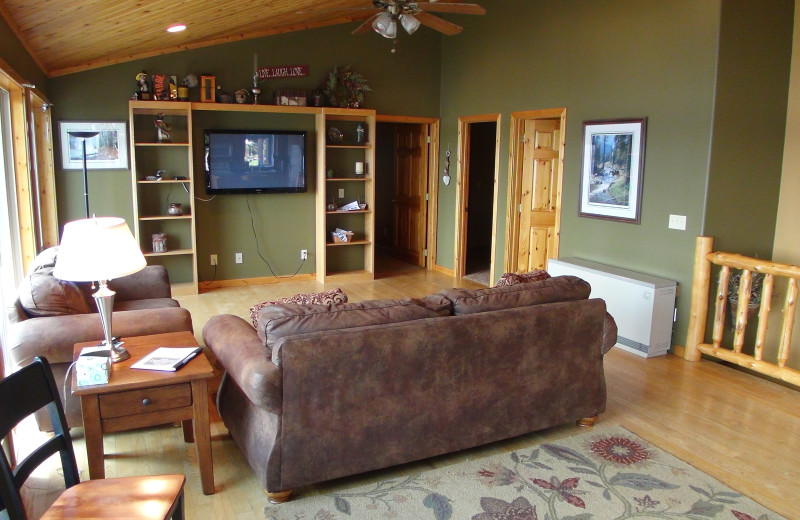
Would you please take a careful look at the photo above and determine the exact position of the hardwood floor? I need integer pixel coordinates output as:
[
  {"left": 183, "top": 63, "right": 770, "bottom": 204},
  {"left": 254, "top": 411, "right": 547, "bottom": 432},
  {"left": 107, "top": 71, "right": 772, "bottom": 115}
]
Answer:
[{"left": 15, "top": 265, "right": 800, "bottom": 519}]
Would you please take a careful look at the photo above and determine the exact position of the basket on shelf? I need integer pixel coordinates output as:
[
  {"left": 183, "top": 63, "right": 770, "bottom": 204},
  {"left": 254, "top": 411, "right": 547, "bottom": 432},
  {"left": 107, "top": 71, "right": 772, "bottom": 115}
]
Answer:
[{"left": 331, "top": 228, "right": 355, "bottom": 243}]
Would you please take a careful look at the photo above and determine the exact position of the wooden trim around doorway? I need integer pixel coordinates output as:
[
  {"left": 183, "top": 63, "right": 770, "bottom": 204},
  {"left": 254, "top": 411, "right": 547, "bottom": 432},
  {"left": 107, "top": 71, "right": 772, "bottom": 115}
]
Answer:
[
  {"left": 505, "top": 108, "right": 567, "bottom": 273},
  {"left": 376, "top": 114, "right": 439, "bottom": 271},
  {"left": 454, "top": 114, "right": 501, "bottom": 281}
]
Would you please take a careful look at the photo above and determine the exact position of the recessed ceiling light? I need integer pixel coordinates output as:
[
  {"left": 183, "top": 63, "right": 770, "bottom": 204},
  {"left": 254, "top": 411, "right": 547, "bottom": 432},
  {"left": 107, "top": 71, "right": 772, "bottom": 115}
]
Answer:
[{"left": 167, "top": 24, "right": 186, "bottom": 33}]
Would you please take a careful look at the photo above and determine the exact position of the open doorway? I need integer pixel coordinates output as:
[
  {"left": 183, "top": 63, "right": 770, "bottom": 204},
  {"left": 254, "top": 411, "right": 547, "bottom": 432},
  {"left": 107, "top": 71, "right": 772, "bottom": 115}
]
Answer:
[
  {"left": 374, "top": 116, "right": 439, "bottom": 277},
  {"left": 455, "top": 115, "right": 501, "bottom": 286}
]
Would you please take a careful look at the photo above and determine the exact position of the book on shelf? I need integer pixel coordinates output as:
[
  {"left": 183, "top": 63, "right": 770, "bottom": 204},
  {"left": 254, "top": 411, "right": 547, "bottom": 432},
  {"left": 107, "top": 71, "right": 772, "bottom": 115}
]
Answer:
[{"left": 130, "top": 346, "right": 203, "bottom": 372}]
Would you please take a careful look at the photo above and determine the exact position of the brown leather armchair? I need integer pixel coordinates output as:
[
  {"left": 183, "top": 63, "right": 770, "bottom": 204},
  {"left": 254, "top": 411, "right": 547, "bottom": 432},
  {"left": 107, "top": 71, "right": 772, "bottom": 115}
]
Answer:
[{"left": 6, "top": 248, "right": 193, "bottom": 431}]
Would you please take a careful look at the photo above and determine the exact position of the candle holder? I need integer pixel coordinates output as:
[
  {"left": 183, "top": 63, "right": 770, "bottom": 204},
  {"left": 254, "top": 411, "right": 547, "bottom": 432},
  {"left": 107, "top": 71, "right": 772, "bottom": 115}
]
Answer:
[{"left": 251, "top": 72, "right": 261, "bottom": 105}]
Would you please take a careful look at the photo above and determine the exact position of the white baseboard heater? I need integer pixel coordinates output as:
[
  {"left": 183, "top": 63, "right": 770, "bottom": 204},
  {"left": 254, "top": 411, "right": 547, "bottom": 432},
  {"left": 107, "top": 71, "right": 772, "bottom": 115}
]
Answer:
[{"left": 547, "top": 257, "right": 677, "bottom": 357}]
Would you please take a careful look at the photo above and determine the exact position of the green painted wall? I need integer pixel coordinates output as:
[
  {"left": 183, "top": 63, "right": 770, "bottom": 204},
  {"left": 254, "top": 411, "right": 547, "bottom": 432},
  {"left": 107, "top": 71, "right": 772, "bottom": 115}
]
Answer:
[
  {"left": 0, "top": 16, "right": 46, "bottom": 93},
  {"left": 704, "top": 0, "right": 793, "bottom": 257},
  {"left": 438, "top": 0, "right": 784, "bottom": 349},
  {"left": 45, "top": 24, "right": 441, "bottom": 280}
]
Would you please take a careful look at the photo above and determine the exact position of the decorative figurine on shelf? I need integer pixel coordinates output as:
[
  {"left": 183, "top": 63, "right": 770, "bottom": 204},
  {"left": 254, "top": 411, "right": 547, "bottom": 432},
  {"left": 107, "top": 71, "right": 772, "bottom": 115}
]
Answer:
[
  {"left": 135, "top": 72, "right": 151, "bottom": 100},
  {"left": 144, "top": 169, "right": 165, "bottom": 181},
  {"left": 178, "top": 74, "right": 197, "bottom": 101},
  {"left": 235, "top": 89, "right": 251, "bottom": 104},
  {"left": 155, "top": 113, "right": 172, "bottom": 143},
  {"left": 356, "top": 123, "right": 365, "bottom": 144}
]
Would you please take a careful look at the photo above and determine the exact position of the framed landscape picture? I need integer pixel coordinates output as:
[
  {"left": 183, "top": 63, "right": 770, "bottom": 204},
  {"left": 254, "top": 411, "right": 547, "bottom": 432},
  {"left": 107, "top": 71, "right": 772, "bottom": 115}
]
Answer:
[
  {"left": 579, "top": 117, "right": 647, "bottom": 223},
  {"left": 59, "top": 121, "right": 128, "bottom": 170}
]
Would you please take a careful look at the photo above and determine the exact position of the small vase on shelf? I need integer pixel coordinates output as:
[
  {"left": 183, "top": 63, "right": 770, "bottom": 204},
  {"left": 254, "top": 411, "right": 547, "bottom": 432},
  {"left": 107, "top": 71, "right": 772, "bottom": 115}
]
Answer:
[{"left": 167, "top": 203, "right": 183, "bottom": 216}]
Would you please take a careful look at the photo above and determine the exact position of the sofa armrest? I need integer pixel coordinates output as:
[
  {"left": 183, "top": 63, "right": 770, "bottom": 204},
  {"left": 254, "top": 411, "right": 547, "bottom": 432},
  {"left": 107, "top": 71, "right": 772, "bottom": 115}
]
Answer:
[
  {"left": 109, "top": 265, "right": 172, "bottom": 302},
  {"left": 602, "top": 312, "right": 618, "bottom": 355},
  {"left": 202, "top": 314, "right": 282, "bottom": 414},
  {"left": 8, "top": 306, "right": 193, "bottom": 367}
]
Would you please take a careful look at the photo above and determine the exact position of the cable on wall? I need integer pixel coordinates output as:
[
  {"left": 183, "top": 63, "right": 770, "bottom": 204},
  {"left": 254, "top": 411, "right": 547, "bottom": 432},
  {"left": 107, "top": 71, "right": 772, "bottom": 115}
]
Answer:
[{"left": 246, "top": 195, "right": 305, "bottom": 278}]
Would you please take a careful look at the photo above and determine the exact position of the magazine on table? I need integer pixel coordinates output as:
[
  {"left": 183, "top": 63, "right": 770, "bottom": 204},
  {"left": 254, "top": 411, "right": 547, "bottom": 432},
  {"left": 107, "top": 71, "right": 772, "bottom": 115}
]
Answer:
[{"left": 130, "top": 346, "right": 203, "bottom": 372}]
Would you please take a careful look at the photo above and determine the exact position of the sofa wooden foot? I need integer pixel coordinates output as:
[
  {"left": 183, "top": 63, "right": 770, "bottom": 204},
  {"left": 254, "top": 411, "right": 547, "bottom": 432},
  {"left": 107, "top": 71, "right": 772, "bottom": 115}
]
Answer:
[
  {"left": 576, "top": 416, "right": 598, "bottom": 428},
  {"left": 265, "top": 490, "right": 293, "bottom": 504}
]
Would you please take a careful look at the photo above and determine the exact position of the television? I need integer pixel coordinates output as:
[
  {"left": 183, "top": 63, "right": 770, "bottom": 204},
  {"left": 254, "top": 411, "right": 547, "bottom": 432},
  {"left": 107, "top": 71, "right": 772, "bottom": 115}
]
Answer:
[{"left": 204, "top": 129, "right": 307, "bottom": 194}]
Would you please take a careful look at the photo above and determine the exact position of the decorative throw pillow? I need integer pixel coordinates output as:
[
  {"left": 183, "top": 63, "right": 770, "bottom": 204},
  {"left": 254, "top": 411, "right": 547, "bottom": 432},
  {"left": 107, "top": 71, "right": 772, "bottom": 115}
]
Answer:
[
  {"left": 495, "top": 270, "right": 551, "bottom": 287},
  {"left": 250, "top": 288, "right": 347, "bottom": 328},
  {"left": 18, "top": 267, "right": 91, "bottom": 318}
]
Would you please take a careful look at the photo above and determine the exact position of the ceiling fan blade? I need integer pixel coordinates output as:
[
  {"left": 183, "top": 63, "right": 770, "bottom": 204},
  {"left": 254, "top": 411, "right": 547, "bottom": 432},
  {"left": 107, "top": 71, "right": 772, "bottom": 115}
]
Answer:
[
  {"left": 414, "top": 11, "right": 463, "bottom": 35},
  {"left": 352, "top": 13, "right": 381, "bottom": 34},
  {"left": 416, "top": 3, "right": 486, "bottom": 15}
]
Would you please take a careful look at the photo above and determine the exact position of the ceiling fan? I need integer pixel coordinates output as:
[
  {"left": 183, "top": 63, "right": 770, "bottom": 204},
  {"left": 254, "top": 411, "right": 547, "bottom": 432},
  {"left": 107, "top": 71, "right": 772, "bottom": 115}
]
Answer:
[{"left": 353, "top": 0, "right": 486, "bottom": 38}]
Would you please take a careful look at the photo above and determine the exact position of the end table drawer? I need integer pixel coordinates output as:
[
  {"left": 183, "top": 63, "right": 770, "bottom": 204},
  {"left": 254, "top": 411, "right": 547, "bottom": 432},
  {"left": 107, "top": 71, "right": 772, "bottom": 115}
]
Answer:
[{"left": 98, "top": 383, "right": 192, "bottom": 419}]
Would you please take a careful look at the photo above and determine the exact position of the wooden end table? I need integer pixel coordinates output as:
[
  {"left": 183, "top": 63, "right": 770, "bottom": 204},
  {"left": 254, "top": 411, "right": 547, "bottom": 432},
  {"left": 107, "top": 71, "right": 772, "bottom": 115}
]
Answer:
[{"left": 72, "top": 331, "right": 215, "bottom": 495}]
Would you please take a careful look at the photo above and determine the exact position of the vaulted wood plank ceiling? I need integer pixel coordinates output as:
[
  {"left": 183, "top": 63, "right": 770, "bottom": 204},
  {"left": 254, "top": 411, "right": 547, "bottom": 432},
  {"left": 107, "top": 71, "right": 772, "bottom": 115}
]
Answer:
[{"left": 0, "top": 0, "right": 382, "bottom": 77}]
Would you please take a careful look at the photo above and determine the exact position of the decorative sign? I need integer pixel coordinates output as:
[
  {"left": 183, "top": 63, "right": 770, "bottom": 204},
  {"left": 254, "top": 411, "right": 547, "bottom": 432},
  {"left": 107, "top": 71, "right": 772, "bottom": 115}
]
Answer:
[{"left": 257, "top": 65, "right": 309, "bottom": 80}]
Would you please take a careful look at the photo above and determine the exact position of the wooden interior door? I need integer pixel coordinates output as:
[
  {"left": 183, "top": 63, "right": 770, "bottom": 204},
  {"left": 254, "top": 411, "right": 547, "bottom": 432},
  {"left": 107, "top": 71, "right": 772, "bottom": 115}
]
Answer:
[
  {"left": 392, "top": 124, "right": 427, "bottom": 266},
  {"left": 516, "top": 117, "right": 563, "bottom": 271}
]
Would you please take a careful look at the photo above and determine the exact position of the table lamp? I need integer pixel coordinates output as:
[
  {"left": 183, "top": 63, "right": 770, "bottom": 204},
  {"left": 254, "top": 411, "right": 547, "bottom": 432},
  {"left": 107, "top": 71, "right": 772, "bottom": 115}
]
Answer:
[{"left": 53, "top": 217, "right": 147, "bottom": 363}]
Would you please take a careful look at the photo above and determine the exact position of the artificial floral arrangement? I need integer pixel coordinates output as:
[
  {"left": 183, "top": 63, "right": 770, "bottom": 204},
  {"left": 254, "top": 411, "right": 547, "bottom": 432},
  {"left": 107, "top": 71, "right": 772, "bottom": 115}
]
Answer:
[{"left": 323, "top": 65, "right": 372, "bottom": 108}]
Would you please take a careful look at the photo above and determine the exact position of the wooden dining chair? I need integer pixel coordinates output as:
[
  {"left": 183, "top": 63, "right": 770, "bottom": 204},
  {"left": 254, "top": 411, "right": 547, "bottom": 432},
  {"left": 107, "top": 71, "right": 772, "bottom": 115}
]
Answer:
[{"left": 0, "top": 357, "right": 186, "bottom": 520}]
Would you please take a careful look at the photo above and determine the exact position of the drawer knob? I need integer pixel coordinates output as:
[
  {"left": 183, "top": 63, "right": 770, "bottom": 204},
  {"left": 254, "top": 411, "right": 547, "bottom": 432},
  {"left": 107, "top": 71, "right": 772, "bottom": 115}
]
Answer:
[{"left": 142, "top": 398, "right": 152, "bottom": 406}]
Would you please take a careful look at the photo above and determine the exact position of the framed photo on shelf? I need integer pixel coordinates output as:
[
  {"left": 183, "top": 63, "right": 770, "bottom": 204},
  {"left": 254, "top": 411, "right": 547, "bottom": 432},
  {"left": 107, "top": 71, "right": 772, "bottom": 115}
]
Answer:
[
  {"left": 578, "top": 117, "right": 647, "bottom": 223},
  {"left": 59, "top": 121, "right": 128, "bottom": 170}
]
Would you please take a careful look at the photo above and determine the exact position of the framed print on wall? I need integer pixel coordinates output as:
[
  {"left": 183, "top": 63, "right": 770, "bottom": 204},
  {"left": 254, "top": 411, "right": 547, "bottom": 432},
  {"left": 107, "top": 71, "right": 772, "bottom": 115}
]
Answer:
[
  {"left": 578, "top": 117, "right": 647, "bottom": 223},
  {"left": 58, "top": 121, "right": 128, "bottom": 170}
]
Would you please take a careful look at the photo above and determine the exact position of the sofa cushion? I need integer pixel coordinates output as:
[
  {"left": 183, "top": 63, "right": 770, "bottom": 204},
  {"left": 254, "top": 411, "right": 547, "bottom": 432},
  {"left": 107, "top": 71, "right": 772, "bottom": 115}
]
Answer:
[
  {"left": 440, "top": 275, "right": 591, "bottom": 315},
  {"left": 114, "top": 298, "right": 181, "bottom": 311},
  {"left": 249, "top": 288, "right": 348, "bottom": 328},
  {"left": 17, "top": 267, "right": 91, "bottom": 318},
  {"left": 258, "top": 297, "right": 443, "bottom": 353},
  {"left": 495, "top": 269, "right": 551, "bottom": 287}
]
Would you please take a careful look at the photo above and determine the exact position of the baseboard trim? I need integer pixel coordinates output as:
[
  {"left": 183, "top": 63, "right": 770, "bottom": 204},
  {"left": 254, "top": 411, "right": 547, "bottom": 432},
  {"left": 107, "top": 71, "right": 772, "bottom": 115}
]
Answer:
[
  {"left": 434, "top": 264, "right": 455, "bottom": 276},
  {"left": 199, "top": 273, "right": 316, "bottom": 291}
]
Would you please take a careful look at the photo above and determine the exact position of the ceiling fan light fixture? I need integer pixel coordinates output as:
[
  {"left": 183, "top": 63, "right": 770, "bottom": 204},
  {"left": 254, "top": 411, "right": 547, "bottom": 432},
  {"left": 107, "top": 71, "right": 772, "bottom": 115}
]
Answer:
[
  {"left": 372, "top": 11, "right": 397, "bottom": 38},
  {"left": 400, "top": 14, "right": 420, "bottom": 34}
]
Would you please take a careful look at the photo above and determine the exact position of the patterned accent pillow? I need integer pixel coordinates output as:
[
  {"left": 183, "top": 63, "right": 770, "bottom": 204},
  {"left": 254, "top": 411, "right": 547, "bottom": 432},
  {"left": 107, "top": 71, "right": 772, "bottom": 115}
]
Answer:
[
  {"left": 250, "top": 288, "right": 347, "bottom": 328},
  {"left": 494, "top": 270, "right": 551, "bottom": 287}
]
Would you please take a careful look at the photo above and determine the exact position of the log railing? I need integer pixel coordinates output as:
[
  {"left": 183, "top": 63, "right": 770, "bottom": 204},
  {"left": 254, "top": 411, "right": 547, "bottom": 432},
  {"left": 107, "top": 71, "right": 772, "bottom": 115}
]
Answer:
[{"left": 684, "top": 236, "right": 800, "bottom": 387}]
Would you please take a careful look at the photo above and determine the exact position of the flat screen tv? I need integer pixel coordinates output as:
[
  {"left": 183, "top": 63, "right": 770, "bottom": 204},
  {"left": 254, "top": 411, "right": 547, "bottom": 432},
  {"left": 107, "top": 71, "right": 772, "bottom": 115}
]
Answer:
[{"left": 204, "top": 129, "right": 307, "bottom": 194}]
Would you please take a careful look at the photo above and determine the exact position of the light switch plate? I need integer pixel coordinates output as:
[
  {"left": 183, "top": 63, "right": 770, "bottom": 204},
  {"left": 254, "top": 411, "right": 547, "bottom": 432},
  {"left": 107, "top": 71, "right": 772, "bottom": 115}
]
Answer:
[{"left": 668, "top": 214, "right": 686, "bottom": 230}]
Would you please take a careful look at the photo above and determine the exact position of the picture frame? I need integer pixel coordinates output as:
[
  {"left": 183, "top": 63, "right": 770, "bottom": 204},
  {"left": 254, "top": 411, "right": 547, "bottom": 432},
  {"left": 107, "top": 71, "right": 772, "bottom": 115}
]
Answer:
[
  {"left": 578, "top": 117, "right": 647, "bottom": 223},
  {"left": 59, "top": 121, "right": 128, "bottom": 170}
]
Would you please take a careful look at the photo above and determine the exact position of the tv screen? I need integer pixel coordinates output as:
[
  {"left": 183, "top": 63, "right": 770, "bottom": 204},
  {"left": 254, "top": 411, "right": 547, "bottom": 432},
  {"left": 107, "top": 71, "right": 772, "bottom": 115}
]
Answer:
[{"left": 204, "top": 129, "right": 307, "bottom": 194}]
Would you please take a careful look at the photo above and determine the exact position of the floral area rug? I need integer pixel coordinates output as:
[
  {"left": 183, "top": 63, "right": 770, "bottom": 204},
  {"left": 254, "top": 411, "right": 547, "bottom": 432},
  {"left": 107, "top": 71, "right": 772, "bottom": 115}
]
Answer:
[{"left": 264, "top": 426, "right": 785, "bottom": 520}]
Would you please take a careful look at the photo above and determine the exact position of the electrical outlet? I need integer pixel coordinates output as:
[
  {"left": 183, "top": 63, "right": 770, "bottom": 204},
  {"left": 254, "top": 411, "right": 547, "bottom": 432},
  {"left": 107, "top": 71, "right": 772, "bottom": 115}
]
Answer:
[
  {"left": 338, "top": 188, "right": 345, "bottom": 198},
  {"left": 235, "top": 252, "right": 243, "bottom": 264},
  {"left": 301, "top": 249, "right": 308, "bottom": 260},
  {"left": 210, "top": 254, "right": 217, "bottom": 265}
]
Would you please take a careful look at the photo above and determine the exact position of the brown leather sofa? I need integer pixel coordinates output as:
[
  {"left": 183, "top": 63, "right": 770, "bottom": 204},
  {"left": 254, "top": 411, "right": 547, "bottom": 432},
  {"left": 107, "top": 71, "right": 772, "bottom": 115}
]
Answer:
[
  {"left": 203, "top": 275, "right": 617, "bottom": 502},
  {"left": 7, "top": 247, "right": 193, "bottom": 430}
]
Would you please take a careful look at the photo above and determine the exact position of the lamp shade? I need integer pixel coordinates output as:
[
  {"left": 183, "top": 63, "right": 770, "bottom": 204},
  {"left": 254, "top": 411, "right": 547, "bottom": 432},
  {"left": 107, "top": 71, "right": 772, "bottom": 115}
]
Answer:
[
  {"left": 372, "top": 11, "right": 397, "bottom": 38},
  {"left": 54, "top": 217, "right": 146, "bottom": 282},
  {"left": 400, "top": 14, "right": 420, "bottom": 35}
]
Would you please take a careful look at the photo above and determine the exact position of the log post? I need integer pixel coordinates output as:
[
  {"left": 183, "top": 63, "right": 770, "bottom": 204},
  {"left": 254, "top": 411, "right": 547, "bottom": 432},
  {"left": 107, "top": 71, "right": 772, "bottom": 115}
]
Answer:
[{"left": 684, "top": 236, "right": 714, "bottom": 361}]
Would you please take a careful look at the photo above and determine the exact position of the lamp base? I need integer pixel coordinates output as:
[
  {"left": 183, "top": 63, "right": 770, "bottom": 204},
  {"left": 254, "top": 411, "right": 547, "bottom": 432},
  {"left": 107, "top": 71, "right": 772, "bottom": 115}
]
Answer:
[{"left": 106, "top": 342, "right": 130, "bottom": 363}]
